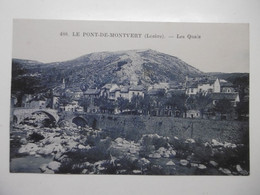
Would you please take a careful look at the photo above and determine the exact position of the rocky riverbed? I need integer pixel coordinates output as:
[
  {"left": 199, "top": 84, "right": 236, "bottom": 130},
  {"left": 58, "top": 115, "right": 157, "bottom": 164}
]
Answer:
[{"left": 10, "top": 122, "right": 249, "bottom": 175}]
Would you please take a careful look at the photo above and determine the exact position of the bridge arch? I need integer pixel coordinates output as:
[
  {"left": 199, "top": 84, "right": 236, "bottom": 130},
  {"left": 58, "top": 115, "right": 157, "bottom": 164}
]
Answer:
[
  {"left": 32, "top": 111, "right": 57, "bottom": 122},
  {"left": 13, "top": 108, "right": 59, "bottom": 126},
  {"left": 72, "top": 116, "right": 88, "bottom": 127},
  {"left": 31, "top": 111, "right": 57, "bottom": 127}
]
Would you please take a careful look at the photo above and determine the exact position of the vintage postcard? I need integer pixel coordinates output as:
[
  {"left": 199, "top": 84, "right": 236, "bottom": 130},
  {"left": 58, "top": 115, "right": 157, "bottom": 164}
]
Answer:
[{"left": 10, "top": 19, "right": 249, "bottom": 175}]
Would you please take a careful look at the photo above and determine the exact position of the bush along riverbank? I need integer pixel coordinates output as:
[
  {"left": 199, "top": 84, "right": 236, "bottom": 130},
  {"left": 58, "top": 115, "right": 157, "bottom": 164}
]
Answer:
[{"left": 10, "top": 122, "right": 249, "bottom": 175}]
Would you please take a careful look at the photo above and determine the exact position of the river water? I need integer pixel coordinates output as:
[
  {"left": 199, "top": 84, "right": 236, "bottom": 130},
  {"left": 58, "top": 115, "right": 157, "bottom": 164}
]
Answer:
[{"left": 10, "top": 155, "right": 53, "bottom": 173}]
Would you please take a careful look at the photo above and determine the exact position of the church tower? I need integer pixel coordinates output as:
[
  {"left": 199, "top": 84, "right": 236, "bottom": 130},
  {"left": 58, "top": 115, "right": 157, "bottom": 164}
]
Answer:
[{"left": 62, "top": 78, "right": 66, "bottom": 89}]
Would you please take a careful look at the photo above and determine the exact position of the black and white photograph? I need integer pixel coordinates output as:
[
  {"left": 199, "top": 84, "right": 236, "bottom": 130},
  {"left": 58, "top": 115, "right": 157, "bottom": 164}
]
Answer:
[{"left": 10, "top": 19, "right": 249, "bottom": 175}]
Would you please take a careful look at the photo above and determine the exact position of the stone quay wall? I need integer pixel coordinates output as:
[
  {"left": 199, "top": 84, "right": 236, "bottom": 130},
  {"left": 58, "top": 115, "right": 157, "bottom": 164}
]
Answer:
[{"left": 81, "top": 113, "right": 249, "bottom": 143}]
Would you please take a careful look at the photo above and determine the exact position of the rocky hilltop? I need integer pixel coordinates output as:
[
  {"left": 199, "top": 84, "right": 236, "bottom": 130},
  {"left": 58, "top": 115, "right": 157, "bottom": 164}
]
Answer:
[{"left": 12, "top": 49, "right": 203, "bottom": 93}]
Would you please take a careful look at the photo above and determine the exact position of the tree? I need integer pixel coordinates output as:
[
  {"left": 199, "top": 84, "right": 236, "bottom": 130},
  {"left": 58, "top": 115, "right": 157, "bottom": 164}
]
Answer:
[
  {"left": 78, "top": 97, "right": 91, "bottom": 112},
  {"left": 236, "top": 101, "right": 249, "bottom": 120},
  {"left": 80, "top": 83, "right": 88, "bottom": 92},
  {"left": 11, "top": 76, "right": 47, "bottom": 107},
  {"left": 106, "top": 100, "right": 116, "bottom": 113},
  {"left": 185, "top": 94, "right": 212, "bottom": 118},
  {"left": 165, "top": 93, "right": 187, "bottom": 116},
  {"left": 214, "top": 98, "right": 233, "bottom": 119},
  {"left": 129, "top": 95, "right": 144, "bottom": 114},
  {"left": 116, "top": 97, "right": 129, "bottom": 113},
  {"left": 95, "top": 96, "right": 116, "bottom": 113},
  {"left": 141, "top": 95, "right": 152, "bottom": 115},
  {"left": 58, "top": 92, "right": 73, "bottom": 107}
]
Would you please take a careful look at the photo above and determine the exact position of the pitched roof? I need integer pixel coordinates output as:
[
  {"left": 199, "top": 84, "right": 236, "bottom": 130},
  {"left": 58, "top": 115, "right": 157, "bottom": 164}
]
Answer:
[
  {"left": 209, "top": 92, "right": 239, "bottom": 101},
  {"left": 102, "top": 83, "right": 120, "bottom": 90},
  {"left": 220, "top": 82, "right": 234, "bottom": 87},
  {"left": 52, "top": 86, "right": 64, "bottom": 96},
  {"left": 69, "top": 87, "right": 83, "bottom": 93},
  {"left": 102, "top": 83, "right": 113, "bottom": 89},
  {"left": 28, "top": 95, "right": 47, "bottom": 103},
  {"left": 153, "top": 82, "right": 169, "bottom": 89},
  {"left": 110, "top": 85, "right": 120, "bottom": 93},
  {"left": 148, "top": 88, "right": 165, "bottom": 95},
  {"left": 167, "top": 89, "right": 186, "bottom": 95},
  {"left": 129, "top": 85, "right": 144, "bottom": 91},
  {"left": 120, "top": 86, "right": 130, "bottom": 93},
  {"left": 84, "top": 89, "right": 101, "bottom": 95},
  {"left": 198, "top": 79, "right": 216, "bottom": 85}
]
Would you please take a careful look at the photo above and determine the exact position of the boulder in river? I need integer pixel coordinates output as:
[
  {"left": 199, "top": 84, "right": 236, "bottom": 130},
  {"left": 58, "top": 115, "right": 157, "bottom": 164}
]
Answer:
[
  {"left": 180, "top": 159, "right": 189, "bottom": 166},
  {"left": 47, "top": 161, "right": 61, "bottom": 171},
  {"left": 133, "top": 170, "right": 142, "bottom": 174},
  {"left": 166, "top": 161, "right": 175, "bottom": 166},
  {"left": 219, "top": 167, "right": 232, "bottom": 175},
  {"left": 148, "top": 153, "right": 161, "bottom": 159},
  {"left": 185, "top": 139, "right": 195, "bottom": 144},
  {"left": 39, "top": 164, "right": 48, "bottom": 172},
  {"left": 18, "top": 143, "right": 39, "bottom": 154},
  {"left": 212, "top": 139, "right": 224, "bottom": 147},
  {"left": 209, "top": 160, "right": 218, "bottom": 167},
  {"left": 139, "top": 158, "right": 150, "bottom": 165},
  {"left": 198, "top": 164, "right": 207, "bottom": 169}
]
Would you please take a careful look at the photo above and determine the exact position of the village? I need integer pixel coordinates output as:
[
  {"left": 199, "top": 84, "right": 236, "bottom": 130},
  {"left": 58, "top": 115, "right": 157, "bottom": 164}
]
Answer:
[
  {"left": 12, "top": 75, "right": 248, "bottom": 121},
  {"left": 10, "top": 75, "right": 250, "bottom": 175}
]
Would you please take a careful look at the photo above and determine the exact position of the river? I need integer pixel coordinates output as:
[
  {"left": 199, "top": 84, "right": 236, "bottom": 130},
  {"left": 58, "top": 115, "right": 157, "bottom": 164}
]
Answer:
[{"left": 10, "top": 155, "right": 53, "bottom": 173}]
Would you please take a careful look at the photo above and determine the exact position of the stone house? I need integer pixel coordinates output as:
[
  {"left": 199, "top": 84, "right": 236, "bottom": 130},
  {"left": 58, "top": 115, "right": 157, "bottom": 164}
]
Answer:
[
  {"left": 26, "top": 96, "right": 47, "bottom": 109},
  {"left": 101, "top": 84, "right": 144, "bottom": 101},
  {"left": 220, "top": 81, "right": 235, "bottom": 93},
  {"left": 128, "top": 85, "right": 145, "bottom": 101},
  {"left": 84, "top": 88, "right": 101, "bottom": 103},
  {"left": 185, "top": 109, "right": 201, "bottom": 119},
  {"left": 186, "top": 84, "right": 199, "bottom": 96},
  {"left": 60, "top": 100, "right": 83, "bottom": 112},
  {"left": 210, "top": 92, "right": 240, "bottom": 107},
  {"left": 186, "top": 78, "right": 221, "bottom": 96}
]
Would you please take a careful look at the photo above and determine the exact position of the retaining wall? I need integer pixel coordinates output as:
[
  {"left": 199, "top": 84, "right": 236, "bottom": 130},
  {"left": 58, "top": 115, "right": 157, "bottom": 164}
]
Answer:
[{"left": 80, "top": 114, "right": 249, "bottom": 143}]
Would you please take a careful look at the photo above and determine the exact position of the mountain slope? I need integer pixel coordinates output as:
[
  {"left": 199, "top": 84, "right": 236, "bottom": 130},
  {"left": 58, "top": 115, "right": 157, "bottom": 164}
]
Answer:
[{"left": 12, "top": 49, "right": 203, "bottom": 93}]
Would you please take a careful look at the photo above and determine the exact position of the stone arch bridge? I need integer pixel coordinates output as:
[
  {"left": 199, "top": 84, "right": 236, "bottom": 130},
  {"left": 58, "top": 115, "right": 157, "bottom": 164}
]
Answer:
[
  {"left": 12, "top": 108, "right": 99, "bottom": 129},
  {"left": 12, "top": 108, "right": 60, "bottom": 125},
  {"left": 59, "top": 112, "right": 99, "bottom": 128}
]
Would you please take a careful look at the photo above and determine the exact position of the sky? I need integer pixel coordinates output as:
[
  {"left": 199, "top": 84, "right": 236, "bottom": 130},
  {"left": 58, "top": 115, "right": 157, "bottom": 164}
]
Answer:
[{"left": 12, "top": 19, "right": 249, "bottom": 73}]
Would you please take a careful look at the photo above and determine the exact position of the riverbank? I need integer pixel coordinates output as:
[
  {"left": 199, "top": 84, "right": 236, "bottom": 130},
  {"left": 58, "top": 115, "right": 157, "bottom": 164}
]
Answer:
[
  {"left": 71, "top": 113, "right": 249, "bottom": 143},
  {"left": 10, "top": 121, "right": 249, "bottom": 175}
]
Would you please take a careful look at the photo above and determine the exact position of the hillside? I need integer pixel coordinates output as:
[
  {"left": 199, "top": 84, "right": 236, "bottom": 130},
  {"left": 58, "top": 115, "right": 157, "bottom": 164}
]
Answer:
[
  {"left": 12, "top": 49, "right": 203, "bottom": 94},
  {"left": 208, "top": 72, "right": 249, "bottom": 88}
]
